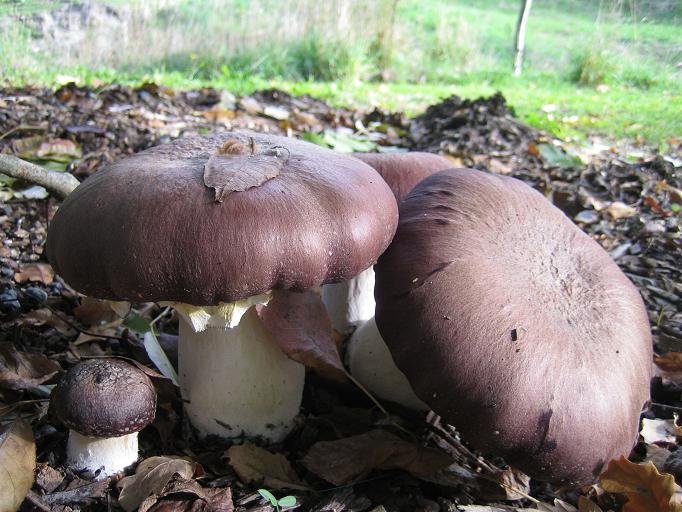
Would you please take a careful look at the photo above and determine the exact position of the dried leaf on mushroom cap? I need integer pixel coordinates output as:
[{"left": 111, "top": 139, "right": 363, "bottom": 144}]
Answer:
[{"left": 203, "top": 138, "right": 289, "bottom": 202}]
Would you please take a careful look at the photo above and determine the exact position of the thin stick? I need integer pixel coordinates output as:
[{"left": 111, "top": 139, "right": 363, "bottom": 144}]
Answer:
[
  {"left": 343, "top": 369, "right": 414, "bottom": 437},
  {"left": 0, "top": 154, "right": 79, "bottom": 198},
  {"left": 45, "top": 303, "right": 126, "bottom": 342}
]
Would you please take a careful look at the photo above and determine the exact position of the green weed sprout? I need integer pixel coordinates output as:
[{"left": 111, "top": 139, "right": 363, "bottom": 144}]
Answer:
[{"left": 257, "top": 489, "right": 297, "bottom": 511}]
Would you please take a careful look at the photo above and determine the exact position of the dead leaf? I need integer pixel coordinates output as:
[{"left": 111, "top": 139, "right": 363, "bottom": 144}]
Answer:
[
  {"left": 607, "top": 201, "right": 638, "bottom": 220},
  {"left": 35, "top": 463, "right": 64, "bottom": 494},
  {"left": 14, "top": 263, "right": 54, "bottom": 284},
  {"left": 19, "top": 308, "right": 75, "bottom": 336},
  {"left": 0, "top": 344, "right": 61, "bottom": 392},
  {"left": 457, "top": 507, "right": 535, "bottom": 512},
  {"left": 73, "top": 297, "right": 122, "bottom": 326},
  {"left": 655, "top": 353, "right": 682, "bottom": 372},
  {"left": 302, "top": 429, "right": 453, "bottom": 485},
  {"left": 202, "top": 108, "right": 236, "bottom": 123},
  {"left": 642, "top": 419, "right": 679, "bottom": 445},
  {"left": 527, "top": 141, "right": 540, "bottom": 157},
  {"left": 203, "top": 139, "right": 287, "bottom": 202},
  {"left": 494, "top": 468, "right": 531, "bottom": 501},
  {"left": 647, "top": 445, "right": 674, "bottom": 473},
  {"left": 42, "top": 477, "right": 109, "bottom": 507},
  {"left": 118, "top": 456, "right": 202, "bottom": 512},
  {"left": 0, "top": 420, "right": 36, "bottom": 512},
  {"left": 225, "top": 443, "right": 308, "bottom": 491},
  {"left": 35, "top": 138, "right": 82, "bottom": 162},
  {"left": 143, "top": 477, "right": 234, "bottom": 512},
  {"left": 536, "top": 500, "right": 578, "bottom": 512},
  {"left": 644, "top": 196, "right": 669, "bottom": 216},
  {"left": 600, "top": 456, "right": 682, "bottom": 512},
  {"left": 578, "top": 497, "right": 605, "bottom": 512},
  {"left": 257, "top": 290, "right": 345, "bottom": 380}
]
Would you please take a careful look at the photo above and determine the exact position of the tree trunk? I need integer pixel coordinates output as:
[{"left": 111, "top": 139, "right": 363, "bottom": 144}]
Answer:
[{"left": 513, "top": 0, "right": 534, "bottom": 77}]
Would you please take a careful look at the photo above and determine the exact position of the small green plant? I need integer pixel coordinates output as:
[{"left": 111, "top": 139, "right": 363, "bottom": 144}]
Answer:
[{"left": 257, "top": 489, "right": 297, "bottom": 511}]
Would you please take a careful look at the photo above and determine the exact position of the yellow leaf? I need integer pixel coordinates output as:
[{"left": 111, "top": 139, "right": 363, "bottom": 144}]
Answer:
[
  {"left": 600, "top": 456, "right": 682, "bottom": 512},
  {"left": 0, "top": 420, "right": 36, "bottom": 512}
]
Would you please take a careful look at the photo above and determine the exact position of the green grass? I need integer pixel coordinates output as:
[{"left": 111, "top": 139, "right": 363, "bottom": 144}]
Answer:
[{"left": 0, "top": 0, "right": 680, "bottom": 146}]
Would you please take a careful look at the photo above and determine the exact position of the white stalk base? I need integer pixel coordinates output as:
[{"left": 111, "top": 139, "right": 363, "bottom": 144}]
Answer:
[
  {"left": 347, "top": 317, "right": 429, "bottom": 411},
  {"left": 66, "top": 430, "right": 139, "bottom": 479},
  {"left": 178, "top": 307, "right": 305, "bottom": 441},
  {"left": 322, "top": 266, "right": 376, "bottom": 335}
]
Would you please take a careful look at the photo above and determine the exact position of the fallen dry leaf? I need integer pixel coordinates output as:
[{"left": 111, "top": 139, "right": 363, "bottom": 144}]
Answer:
[
  {"left": 35, "top": 138, "right": 82, "bottom": 162},
  {"left": 0, "top": 344, "right": 61, "bottom": 392},
  {"left": 203, "top": 138, "right": 286, "bottom": 202},
  {"left": 13, "top": 263, "right": 54, "bottom": 284},
  {"left": 143, "top": 477, "right": 234, "bottom": 512},
  {"left": 445, "top": 505, "right": 540, "bottom": 512},
  {"left": 536, "top": 499, "right": 579, "bottom": 511},
  {"left": 642, "top": 419, "right": 680, "bottom": 445},
  {"left": 491, "top": 468, "right": 531, "bottom": 501},
  {"left": 0, "top": 419, "right": 36, "bottom": 512},
  {"left": 600, "top": 456, "right": 682, "bottom": 512},
  {"left": 73, "top": 296, "right": 122, "bottom": 326},
  {"left": 257, "top": 290, "right": 345, "bottom": 380},
  {"left": 655, "top": 353, "right": 682, "bottom": 372},
  {"left": 302, "top": 429, "right": 453, "bottom": 485},
  {"left": 578, "top": 497, "right": 605, "bottom": 512},
  {"left": 118, "top": 456, "right": 202, "bottom": 512},
  {"left": 34, "top": 463, "right": 64, "bottom": 494},
  {"left": 607, "top": 201, "right": 638, "bottom": 220},
  {"left": 19, "top": 308, "right": 76, "bottom": 336},
  {"left": 647, "top": 444, "right": 674, "bottom": 473},
  {"left": 225, "top": 443, "right": 308, "bottom": 491}
]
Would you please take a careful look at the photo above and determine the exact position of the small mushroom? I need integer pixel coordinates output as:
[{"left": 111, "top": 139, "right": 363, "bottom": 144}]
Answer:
[
  {"left": 374, "top": 168, "right": 652, "bottom": 485},
  {"left": 50, "top": 359, "right": 156, "bottom": 479},
  {"left": 323, "top": 152, "right": 451, "bottom": 335},
  {"left": 46, "top": 131, "right": 398, "bottom": 442}
]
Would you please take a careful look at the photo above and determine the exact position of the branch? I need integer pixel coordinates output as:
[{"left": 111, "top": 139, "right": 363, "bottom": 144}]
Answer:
[{"left": 0, "top": 153, "right": 80, "bottom": 198}]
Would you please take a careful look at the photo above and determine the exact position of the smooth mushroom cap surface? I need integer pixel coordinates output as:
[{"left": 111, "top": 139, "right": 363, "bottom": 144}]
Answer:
[
  {"left": 47, "top": 132, "right": 398, "bottom": 305},
  {"left": 375, "top": 168, "right": 652, "bottom": 485},
  {"left": 353, "top": 152, "right": 452, "bottom": 202},
  {"left": 51, "top": 359, "right": 156, "bottom": 437}
]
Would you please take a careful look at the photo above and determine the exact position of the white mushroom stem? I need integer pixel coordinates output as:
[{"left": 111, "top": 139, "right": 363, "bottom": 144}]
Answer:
[
  {"left": 66, "top": 430, "right": 139, "bottom": 479},
  {"left": 322, "top": 266, "right": 376, "bottom": 335},
  {"left": 346, "top": 317, "right": 429, "bottom": 411},
  {"left": 177, "top": 303, "right": 305, "bottom": 441}
]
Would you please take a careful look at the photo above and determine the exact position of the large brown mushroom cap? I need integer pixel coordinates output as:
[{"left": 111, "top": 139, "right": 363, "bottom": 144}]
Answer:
[
  {"left": 51, "top": 359, "right": 156, "bottom": 438},
  {"left": 47, "top": 132, "right": 398, "bottom": 305},
  {"left": 375, "top": 168, "right": 652, "bottom": 485},
  {"left": 353, "top": 152, "right": 451, "bottom": 202}
]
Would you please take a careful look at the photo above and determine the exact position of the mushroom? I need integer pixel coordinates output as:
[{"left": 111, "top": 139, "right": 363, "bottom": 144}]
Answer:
[
  {"left": 46, "top": 131, "right": 398, "bottom": 442},
  {"left": 374, "top": 168, "right": 652, "bottom": 485},
  {"left": 322, "top": 152, "right": 451, "bottom": 335},
  {"left": 345, "top": 317, "right": 428, "bottom": 411},
  {"left": 50, "top": 359, "right": 156, "bottom": 479}
]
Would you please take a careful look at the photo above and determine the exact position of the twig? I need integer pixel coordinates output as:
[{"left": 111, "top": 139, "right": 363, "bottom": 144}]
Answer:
[
  {"left": 0, "top": 399, "right": 47, "bottom": 420},
  {"left": 343, "top": 369, "right": 414, "bottom": 437},
  {"left": 424, "top": 414, "right": 498, "bottom": 474},
  {"left": 44, "top": 303, "right": 127, "bottom": 343},
  {"left": 25, "top": 491, "right": 51, "bottom": 512},
  {"left": 0, "top": 153, "right": 79, "bottom": 198}
]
